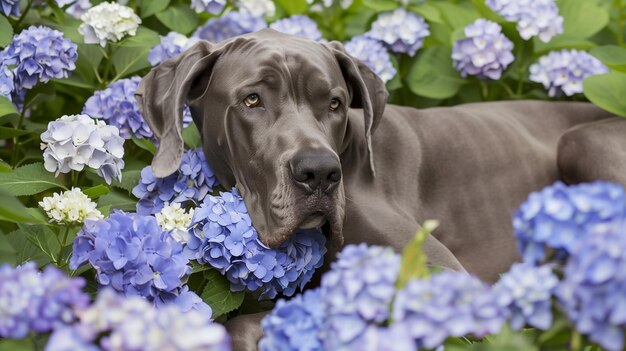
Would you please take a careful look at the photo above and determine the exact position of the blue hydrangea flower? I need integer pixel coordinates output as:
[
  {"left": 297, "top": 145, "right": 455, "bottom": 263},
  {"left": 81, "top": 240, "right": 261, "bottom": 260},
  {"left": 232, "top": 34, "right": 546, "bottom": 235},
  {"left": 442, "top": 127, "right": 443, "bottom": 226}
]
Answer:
[
  {"left": 191, "top": 0, "right": 226, "bottom": 14},
  {"left": 269, "top": 16, "right": 323, "bottom": 41},
  {"left": 392, "top": 272, "right": 505, "bottom": 349},
  {"left": 2, "top": 26, "right": 78, "bottom": 91},
  {"left": 494, "top": 263, "right": 558, "bottom": 330},
  {"left": 529, "top": 50, "right": 609, "bottom": 97},
  {"left": 452, "top": 19, "right": 514, "bottom": 80},
  {"left": 70, "top": 211, "right": 196, "bottom": 306},
  {"left": 193, "top": 10, "right": 267, "bottom": 43},
  {"left": 187, "top": 188, "right": 327, "bottom": 299},
  {"left": 344, "top": 35, "right": 396, "bottom": 83},
  {"left": 0, "top": 262, "right": 89, "bottom": 339},
  {"left": 0, "top": 61, "right": 14, "bottom": 102},
  {"left": 557, "top": 222, "right": 626, "bottom": 351},
  {"left": 486, "top": 0, "right": 563, "bottom": 42},
  {"left": 320, "top": 244, "right": 400, "bottom": 349},
  {"left": 65, "top": 0, "right": 92, "bottom": 20},
  {"left": 259, "top": 289, "right": 325, "bottom": 351},
  {"left": 0, "top": 0, "right": 19, "bottom": 17},
  {"left": 133, "top": 148, "right": 219, "bottom": 215},
  {"left": 346, "top": 324, "right": 417, "bottom": 351},
  {"left": 514, "top": 181, "right": 626, "bottom": 265},
  {"left": 148, "top": 32, "right": 200, "bottom": 66},
  {"left": 366, "top": 8, "right": 429, "bottom": 56}
]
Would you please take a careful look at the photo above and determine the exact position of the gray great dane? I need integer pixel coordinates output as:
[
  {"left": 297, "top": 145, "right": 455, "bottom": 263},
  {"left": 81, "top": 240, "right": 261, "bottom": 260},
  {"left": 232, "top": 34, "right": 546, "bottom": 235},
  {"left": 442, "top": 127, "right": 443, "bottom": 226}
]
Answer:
[{"left": 136, "top": 29, "right": 626, "bottom": 350}]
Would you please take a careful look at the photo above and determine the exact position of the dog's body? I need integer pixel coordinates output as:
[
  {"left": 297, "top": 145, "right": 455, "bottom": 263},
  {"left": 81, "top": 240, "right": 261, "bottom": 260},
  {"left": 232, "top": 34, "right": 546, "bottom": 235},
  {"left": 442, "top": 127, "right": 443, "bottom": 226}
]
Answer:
[{"left": 136, "top": 29, "right": 626, "bottom": 350}]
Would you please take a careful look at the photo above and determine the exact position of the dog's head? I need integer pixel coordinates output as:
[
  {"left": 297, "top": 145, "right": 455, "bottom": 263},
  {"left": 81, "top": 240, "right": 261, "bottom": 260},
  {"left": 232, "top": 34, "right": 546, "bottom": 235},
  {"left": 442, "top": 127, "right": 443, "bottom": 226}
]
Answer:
[{"left": 135, "top": 29, "right": 387, "bottom": 248}]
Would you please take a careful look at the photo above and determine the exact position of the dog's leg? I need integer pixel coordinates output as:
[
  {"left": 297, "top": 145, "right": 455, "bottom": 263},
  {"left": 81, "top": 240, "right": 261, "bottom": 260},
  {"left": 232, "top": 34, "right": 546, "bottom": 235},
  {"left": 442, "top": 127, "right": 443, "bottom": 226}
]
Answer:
[
  {"left": 224, "top": 311, "right": 267, "bottom": 351},
  {"left": 558, "top": 118, "right": 626, "bottom": 186}
]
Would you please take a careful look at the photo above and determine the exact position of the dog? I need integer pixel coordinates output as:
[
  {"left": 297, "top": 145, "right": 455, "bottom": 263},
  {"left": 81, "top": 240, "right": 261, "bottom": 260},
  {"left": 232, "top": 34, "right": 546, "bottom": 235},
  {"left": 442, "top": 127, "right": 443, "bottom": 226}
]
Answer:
[{"left": 136, "top": 29, "right": 626, "bottom": 350}]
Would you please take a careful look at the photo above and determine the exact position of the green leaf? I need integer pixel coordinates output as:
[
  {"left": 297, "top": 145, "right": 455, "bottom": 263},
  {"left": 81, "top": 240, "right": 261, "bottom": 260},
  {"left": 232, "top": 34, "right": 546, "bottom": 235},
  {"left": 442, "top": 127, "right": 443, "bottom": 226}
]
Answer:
[
  {"left": 201, "top": 270, "right": 245, "bottom": 318},
  {"left": 132, "top": 137, "right": 157, "bottom": 154},
  {"left": 583, "top": 71, "right": 626, "bottom": 118},
  {"left": 0, "top": 190, "right": 47, "bottom": 224},
  {"left": 0, "top": 126, "right": 33, "bottom": 139},
  {"left": 141, "top": 0, "right": 171, "bottom": 17},
  {"left": 590, "top": 45, "right": 626, "bottom": 72},
  {"left": 362, "top": 0, "right": 397, "bottom": 11},
  {"left": 0, "top": 163, "right": 66, "bottom": 196},
  {"left": 409, "top": 3, "right": 443, "bottom": 24},
  {"left": 156, "top": 5, "right": 199, "bottom": 35},
  {"left": 0, "top": 15, "right": 12, "bottom": 48},
  {"left": 0, "top": 159, "right": 10, "bottom": 172},
  {"left": 430, "top": 2, "right": 479, "bottom": 31},
  {"left": 5, "top": 224, "right": 59, "bottom": 266},
  {"left": 98, "top": 190, "right": 137, "bottom": 211},
  {"left": 396, "top": 220, "right": 438, "bottom": 289},
  {"left": 275, "top": 0, "right": 309, "bottom": 15},
  {"left": 111, "top": 169, "right": 142, "bottom": 193},
  {"left": 111, "top": 27, "right": 160, "bottom": 79},
  {"left": 0, "top": 338, "right": 35, "bottom": 351},
  {"left": 557, "top": 0, "right": 609, "bottom": 39},
  {"left": 406, "top": 46, "right": 466, "bottom": 99},
  {"left": 533, "top": 36, "right": 595, "bottom": 56},
  {"left": 183, "top": 123, "right": 202, "bottom": 148},
  {"left": 0, "top": 233, "right": 17, "bottom": 264},
  {"left": 83, "top": 185, "right": 110, "bottom": 200},
  {"left": 0, "top": 96, "right": 19, "bottom": 120}
]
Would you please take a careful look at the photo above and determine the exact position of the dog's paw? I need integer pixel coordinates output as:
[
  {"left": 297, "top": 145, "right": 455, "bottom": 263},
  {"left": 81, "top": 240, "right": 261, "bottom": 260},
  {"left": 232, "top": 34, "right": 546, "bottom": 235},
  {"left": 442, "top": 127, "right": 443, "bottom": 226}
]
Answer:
[{"left": 224, "top": 311, "right": 268, "bottom": 351}]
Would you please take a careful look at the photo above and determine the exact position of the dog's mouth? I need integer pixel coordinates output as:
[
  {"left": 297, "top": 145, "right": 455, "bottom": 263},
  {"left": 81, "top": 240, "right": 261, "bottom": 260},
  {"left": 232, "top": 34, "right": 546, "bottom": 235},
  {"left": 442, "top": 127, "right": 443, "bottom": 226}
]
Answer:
[{"left": 297, "top": 212, "right": 341, "bottom": 248}]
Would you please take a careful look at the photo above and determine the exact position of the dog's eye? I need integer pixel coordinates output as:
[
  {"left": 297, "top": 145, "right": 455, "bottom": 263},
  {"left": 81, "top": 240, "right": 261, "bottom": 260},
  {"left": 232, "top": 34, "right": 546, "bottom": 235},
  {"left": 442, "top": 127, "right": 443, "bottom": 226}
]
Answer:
[
  {"left": 330, "top": 98, "right": 341, "bottom": 111},
  {"left": 244, "top": 94, "right": 262, "bottom": 108}
]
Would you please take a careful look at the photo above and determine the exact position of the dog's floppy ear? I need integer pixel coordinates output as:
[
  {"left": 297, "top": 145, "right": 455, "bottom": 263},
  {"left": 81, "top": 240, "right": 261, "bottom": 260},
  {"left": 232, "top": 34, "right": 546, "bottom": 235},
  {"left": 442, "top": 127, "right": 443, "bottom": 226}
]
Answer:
[
  {"left": 135, "top": 41, "right": 221, "bottom": 177},
  {"left": 326, "top": 41, "right": 388, "bottom": 175}
]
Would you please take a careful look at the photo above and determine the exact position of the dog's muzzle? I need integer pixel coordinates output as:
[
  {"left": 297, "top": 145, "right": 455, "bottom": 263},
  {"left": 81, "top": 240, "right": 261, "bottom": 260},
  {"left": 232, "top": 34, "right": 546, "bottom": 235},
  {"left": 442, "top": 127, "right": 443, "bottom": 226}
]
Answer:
[{"left": 288, "top": 150, "right": 341, "bottom": 194}]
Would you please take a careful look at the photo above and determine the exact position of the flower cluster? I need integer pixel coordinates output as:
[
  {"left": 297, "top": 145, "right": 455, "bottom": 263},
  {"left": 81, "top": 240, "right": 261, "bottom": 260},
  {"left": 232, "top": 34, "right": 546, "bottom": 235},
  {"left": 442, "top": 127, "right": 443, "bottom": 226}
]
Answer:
[
  {"left": 1, "top": 26, "right": 78, "bottom": 92},
  {"left": 557, "top": 222, "right": 626, "bottom": 351},
  {"left": 148, "top": 32, "right": 199, "bottom": 66},
  {"left": 83, "top": 76, "right": 154, "bottom": 140},
  {"left": 46, "top": 289, "right": 230, "bottom": 351},
  {"left": 187, "top": 189, "right": 327, "bottom": 299},
  {"left": 0, "top": 0, "right": 19, "bottom": 17},
  {"left": 191, "top": 0, "right": 226, "bottom": 14},
  {"left": 306, "top": 0, "right": 353, "bottom": 10},
  {"left": 486, "top": 0, "right": 563, "bottom": 42},
  {"left": 155, "top": 202, "right": 195, "bottom": 245},
  {"left": 238, "top": 0, "right": 276, "bottom": 17},
  {"left": 56, "top": 0, "right": 92, "bottom": 19},
  {"left": 452, "top": 19, "right": 515, "bottom": 80},
  {"left": 494, "top": 263, "right": 558, "bottom": 330},
  {"left": 39, "top": 187, "right": 103, "bottom": 225},
  {"left": 366, "top": 8, "right": 430, "bottom": 57},
  {"left": 193, "top": 10, "right": 267, "bottom": 43},
  {"left": 513, "top": 181, "right": 626, "bottom": 264},
  {"left": 343, "top": 35, "right": 396, "bottom": 83},
  {"left": 269, "top": 15, "right": 323, "bottom": 41},
  {"left": 393, "top": 272, "right": 505, "bottom": 349},
  {"left": 133, "top": 148, "right": 218, "bottom": 215},
  {"left": 78, "top": 2, "right": 141, "bottom": 47},
  {"left": 70, "top": 211, "right": 199, "bottom": 307},
  {"left": 0, "top": 62, "right": 14, "bottom": 101},
  {"left": 529, "top": 50, "right": 609, "bottom": 97},
  {"left": 0, "top": 262, "right": 89, "bottom": 339},
  {"left": 41, "top": 114, "right": 125, "bottom": 185}
]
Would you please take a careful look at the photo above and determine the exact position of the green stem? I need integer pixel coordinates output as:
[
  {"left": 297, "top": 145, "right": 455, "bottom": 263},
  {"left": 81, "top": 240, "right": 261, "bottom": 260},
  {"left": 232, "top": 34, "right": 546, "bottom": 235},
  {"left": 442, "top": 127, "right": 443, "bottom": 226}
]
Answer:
[
  {"left": 71, "top": 170, "right": 79, "bottom": 186},
  {"left": 480, "top": 80, "right": 489, "bottom": 101},
  {"left": 10, "top": 107, "right": 28, "bottom": 168},
  {"left": 101, "top": 46, "right": 113, "bottom": 84},
  {"left": 571, "top": 331, "right": 582, "bottom": 351},
  {"left": 14, "top": 0, "right": 34, "bottom": 28},
  {"left": 515, "top": 45, "right": 527, "bottom": 96},
  {"left": 57, "top": 226, "right": 70, "bottom": 267}
]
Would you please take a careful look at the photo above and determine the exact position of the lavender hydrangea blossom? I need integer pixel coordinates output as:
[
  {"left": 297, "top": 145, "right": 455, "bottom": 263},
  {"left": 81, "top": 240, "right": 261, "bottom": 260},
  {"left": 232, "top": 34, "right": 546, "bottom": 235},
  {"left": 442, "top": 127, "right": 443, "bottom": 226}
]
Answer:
[
  {"left": 133, "top": 148, "right": 219, "bottom": 215},
  {"left": 344, "top": 35, "right": 396, "bottom": 83},
  {"left": 452, "top": 19, "right": 514, "bottom": 80},
  {"left": 191, "top": 0, "right": 226, "bottom": 14},
  {"left": 269, "top": 16, "right": 323, "bottom": 41},
  {"left": 193, "top": 10, "right": 267, "bottom": 43},
  {"left": 529, "top": 50, "right": 608, "bottom": 97},
  {"left": 392, "top": 272, "right": 505, "bottom": 349},
  {"left": 187, "top": 189, "right": 326, "bottom": 299},
  {"left": 148, "top": 32, "right": 197, "bottom": 66},
  {"left": 487, "top": 0, "right": 563, "bottom": 42},
  {"left": 494, "top": 263, "right": 558, "bottom": 330},
  {"left": 0, "top": 62, "right": 14, "bottom": 101},
  {"left": 1, "top": 26, "right": 78, "bottom": 91},
  {"left": 0, "top": 0, "right": 19, "bottom": 17},
  {"left": 366, "top": 8, "right": 430, "bottom": 56},
  {"left": 66, "top": 0, "right": 92, "bottom": 20},
  {"left": 0, "top": 262, "right": 89, "bottom": 339},
  {"left": 514, "top": 181, "right": 626, "bottom": 264}
]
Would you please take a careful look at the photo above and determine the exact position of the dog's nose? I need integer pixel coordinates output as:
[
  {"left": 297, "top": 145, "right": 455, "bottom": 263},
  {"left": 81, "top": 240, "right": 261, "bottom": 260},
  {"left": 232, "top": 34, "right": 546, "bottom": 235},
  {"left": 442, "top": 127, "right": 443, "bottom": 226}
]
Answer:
[{"left": 289, "top": 151, "right": 341, "bottom": 193}]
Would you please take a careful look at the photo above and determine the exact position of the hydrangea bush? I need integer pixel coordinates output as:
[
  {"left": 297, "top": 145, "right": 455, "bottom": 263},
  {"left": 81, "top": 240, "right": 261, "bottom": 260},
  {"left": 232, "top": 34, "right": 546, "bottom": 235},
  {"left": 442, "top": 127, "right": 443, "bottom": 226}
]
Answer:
[{"left": 1, "top": 0, "right": 626, "bottom": 350}]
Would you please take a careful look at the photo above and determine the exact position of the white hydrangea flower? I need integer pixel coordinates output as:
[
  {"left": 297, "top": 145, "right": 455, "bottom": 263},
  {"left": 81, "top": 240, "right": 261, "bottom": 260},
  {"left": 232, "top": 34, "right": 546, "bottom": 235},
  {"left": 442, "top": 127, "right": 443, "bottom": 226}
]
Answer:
[
  {"left": 79, "top": 2, "right": 141, "bottom": 47},
  {"left": 39, "top": 188, "right": 103, "bottom": 225},
  {"left": 238, "top": 0, "right": 276, "bottom": 17},
  {"left": 155, "top": 202, "right": 194, "bottom": 244}
]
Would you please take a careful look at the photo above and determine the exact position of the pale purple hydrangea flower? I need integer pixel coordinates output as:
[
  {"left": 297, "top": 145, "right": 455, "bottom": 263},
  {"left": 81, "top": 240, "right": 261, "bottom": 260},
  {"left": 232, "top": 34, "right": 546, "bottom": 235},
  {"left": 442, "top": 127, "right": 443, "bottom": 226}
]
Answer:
[
  {"left": 269, "top": 15, "right": 323, "bottom": 41},
  {"left": 193, "top": 10, "right": 267, "bottom": 43},
  {"left": 344, "top": 35, "right": 396, "bottom": 83},
  {"left": 148, "top": 32, "right": 198, "bottom": 66},
  {"left": 41, "top": 114, "right": 125, "bottom": 184},
  {"left": 187, "top": 188, "right": 326, "bottom": 299},
  {"left": 0, "top": 262, "right": 89, "bottom": 339},
  {"left": 346, "top": 324, "right": 417, "bottom": 351},
  {"left": 487, "top": 0, "right": 563, "bottom": 42},
  {"left": 514, "top": 181, "right": 626, "bottom": 264},
  {"left": 1, "top": 26, "right": 78, "bottom": 91},
  {"left": 494, "top": 263, "right": 558, "bottom": 330},
  {"left": 452, "top": 19, "right": 514, "bottom": 80},
  {"left": 65, "top": 0, "right": 92, "bottom": 20},
  {"left": 55, "top": 0, "right": 74, "bottom": 6},
  {"left": 0, "top": 61, "right": 14, "bottom": 102},
  {"left": 529, "top": 50, "right": 609, "bottom": 97},
  {"left": 132, "top": 148, "right": 219, "bottom": 215},
  {"left": 0, "top": 0, "right": 19, "bottom": 16},
  {"left": 191, "top": 0, "right": 226, "bottom": 14},
  {"left": 392, "top": 272, "right": 505, "bottom": 349},
  {"left": 557, "top": 222, "right": 626, "bottom": 351},
  {"left": 366, "top": 8, "right": 430, "bottom": 56}
]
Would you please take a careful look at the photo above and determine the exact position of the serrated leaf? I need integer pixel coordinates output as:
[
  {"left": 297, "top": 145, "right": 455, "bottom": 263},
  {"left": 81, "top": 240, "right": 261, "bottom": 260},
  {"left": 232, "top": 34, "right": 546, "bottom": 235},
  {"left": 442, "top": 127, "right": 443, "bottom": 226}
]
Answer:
[
  {"left": 396, "top": 220, "right": 438, "bottom": 289},
  {"left": 0, "top": 15, "right": 12, "bottom": 48},
  {"left": 0, "top": 190, "right": 47, "bottom": 224},
  {"left": 83, "top": 184, "right": 110, "bottom": 200},
  {"left": 156, "top": 5, "right": 199, "bottom": 35},
  {"left": 201, "top": 269, "right": 245, "bottom": 318},
  {"left": 111, "top": 169, "right": 142, "bottom": 193},
  {"left": 0, "top": 163, "right": 66, "bottom": 196},
  {"left": 5, "top": 224, "right": 59, "bottom": 266},
  {"left": 0, "top": 159, "right": 10, "bottom": 172}
]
